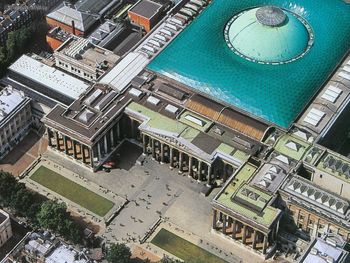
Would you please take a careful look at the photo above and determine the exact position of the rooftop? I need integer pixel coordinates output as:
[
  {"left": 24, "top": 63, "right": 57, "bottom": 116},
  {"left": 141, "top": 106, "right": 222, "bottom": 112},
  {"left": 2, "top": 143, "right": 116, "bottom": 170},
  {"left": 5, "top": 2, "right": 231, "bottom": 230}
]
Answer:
[
  {"left": 43, "top": 84, "right": 124, "bottom": 144},
  {"left": 126, "top": 100, "right": 249, "bottom": 164},
  {"left": 214, "top": 163, "right": 281, "bottom": 230},
  {"left": 129, "top": 0, "right": 164, "bottom": 19},
  {"left": 9, "top": 55, "right": 90, "bottom": 101},
  {"left": 99, "top": 52, "right": 149, "bottom": 93},
  {"left": 55, "top": 37, "right": 119, "bottom": 75},
  {"left": 283, "top": 176, "right": 349, "bottom": 218},
  {"left": 0, "top": 86, "right": 28, "bottom": 125},
  {"left": 273, "top": 134, "right": 312, "bottom": 161},
  {"left": 316, "top": 151, "right": 350, "bottom": 184},
  {"left": 47, "top": 3, "right": 96, "bottom": 32},
  {"left": 148, "top": 0, "right": 350, "bottom": 128},
  {"left": 301, "top": 238, "right": 349, "bottom": 263}
]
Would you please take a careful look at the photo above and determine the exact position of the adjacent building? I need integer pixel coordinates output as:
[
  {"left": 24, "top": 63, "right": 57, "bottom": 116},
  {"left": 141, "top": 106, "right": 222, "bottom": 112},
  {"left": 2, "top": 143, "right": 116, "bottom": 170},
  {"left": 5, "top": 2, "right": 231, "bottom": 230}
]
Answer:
[
  {"left": 0, "top": 0, "right": 61, "bottom": 45},
  {"left": 0, "top": 209, "right": 13, "bottom": 248},
  {"left": 46, "top": 26, "right": 72, "bottom": 51},
  {"left": 0, "top": 86, "right": 32, "bottom": 160},
  {"left": 299, "top": 234, "right": 349, "bottom": 263},
  {"left": 7, "top": 54, "right": 90, "bottom": 108},
  {"left": 128, "top": 0, "right": 168, "bottom": 32},
  {"left": 0, "top": 4, "right": 32, "bottom": 45},
  {"left": 54, "top": 36, "right": 119, "bottom": 82},
  {"left": 46, "top": 0, "right": 122, "bottom": 36}
]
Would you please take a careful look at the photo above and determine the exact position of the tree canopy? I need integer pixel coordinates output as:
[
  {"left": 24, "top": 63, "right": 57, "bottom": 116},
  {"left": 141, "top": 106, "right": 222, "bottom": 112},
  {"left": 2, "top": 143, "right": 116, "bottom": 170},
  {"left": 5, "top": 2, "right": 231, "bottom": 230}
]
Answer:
[
  {"left": 106, "top": 243, "right": 132, "bottom": 263},
  {"left": 0, "top": 171, "right": 83, "bottom": 244}
]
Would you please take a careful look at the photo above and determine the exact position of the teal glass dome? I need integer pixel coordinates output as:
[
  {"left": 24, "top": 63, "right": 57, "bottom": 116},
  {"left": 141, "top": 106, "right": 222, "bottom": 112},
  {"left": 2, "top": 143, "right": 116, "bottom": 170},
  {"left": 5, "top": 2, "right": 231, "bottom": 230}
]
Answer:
[{"left": 224, "top": 6, "right": 314, "bottom": 64}]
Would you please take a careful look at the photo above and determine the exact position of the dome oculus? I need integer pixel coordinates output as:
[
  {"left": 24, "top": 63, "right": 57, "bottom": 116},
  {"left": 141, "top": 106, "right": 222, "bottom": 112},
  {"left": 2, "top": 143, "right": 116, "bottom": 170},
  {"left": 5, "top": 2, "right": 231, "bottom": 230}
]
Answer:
[{"left": 224, "top": 6, "right": 314, "bottom": 65}]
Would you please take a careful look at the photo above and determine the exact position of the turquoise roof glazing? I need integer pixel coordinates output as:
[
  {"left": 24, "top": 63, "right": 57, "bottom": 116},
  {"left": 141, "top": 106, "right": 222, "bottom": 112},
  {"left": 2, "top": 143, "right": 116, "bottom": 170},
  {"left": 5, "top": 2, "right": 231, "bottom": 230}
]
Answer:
[{"left": 148, "top": 0, "right": 350, "bottom": 128}]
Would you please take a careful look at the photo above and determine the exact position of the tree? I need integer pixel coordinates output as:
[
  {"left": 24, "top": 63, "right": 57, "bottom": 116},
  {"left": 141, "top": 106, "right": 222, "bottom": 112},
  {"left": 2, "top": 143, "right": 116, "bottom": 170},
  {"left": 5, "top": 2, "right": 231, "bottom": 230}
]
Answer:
[
  {"left": 37, "top": 200, "right": 83, "bottom": 244},
  {"left": 106, "top": 243, "right": 132, "bottom": 263},
  {"left": 0, "top": 171, "right": 19, "bottom": 205},
  {"left": 37, "top": 201, "right": 68, "bottom": 232},
  {"left": 159, "top": 256, "right": 183, "bottom": 263}
]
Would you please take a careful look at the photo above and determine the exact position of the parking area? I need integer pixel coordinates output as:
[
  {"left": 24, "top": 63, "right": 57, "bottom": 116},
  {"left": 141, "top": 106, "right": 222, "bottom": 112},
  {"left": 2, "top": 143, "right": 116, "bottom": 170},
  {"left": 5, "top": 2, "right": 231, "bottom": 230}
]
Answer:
[{"left": 0, "top": 130, "right": 47, "bottom": 176}]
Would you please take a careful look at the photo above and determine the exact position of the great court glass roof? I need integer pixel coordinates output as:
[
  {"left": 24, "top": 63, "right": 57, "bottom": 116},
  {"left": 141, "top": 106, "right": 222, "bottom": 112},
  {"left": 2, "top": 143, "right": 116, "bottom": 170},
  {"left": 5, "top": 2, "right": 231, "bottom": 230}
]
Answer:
[{"left": 148, "top": 0, "right": 350, "bottom": 128}]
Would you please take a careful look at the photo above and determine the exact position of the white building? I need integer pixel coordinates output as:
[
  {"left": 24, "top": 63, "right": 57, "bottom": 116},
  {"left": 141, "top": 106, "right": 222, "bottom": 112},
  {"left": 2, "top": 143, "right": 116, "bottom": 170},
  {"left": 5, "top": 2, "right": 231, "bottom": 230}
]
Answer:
[
  {"left": 0, "top": 86, "right": 32, "bottom": 160},
  {"left": 0, "top": 209, "right": 12, "bottom": 248}
]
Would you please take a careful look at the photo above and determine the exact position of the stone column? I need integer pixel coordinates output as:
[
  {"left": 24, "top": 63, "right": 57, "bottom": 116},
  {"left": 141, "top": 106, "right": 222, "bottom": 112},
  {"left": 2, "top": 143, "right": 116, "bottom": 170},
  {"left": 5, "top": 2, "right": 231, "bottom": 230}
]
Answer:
[
  {"left": 262, "top": 235, "right": 268, "bottom": 254},
  {"left": 47, "top": 128, "right": 52, "bottom": 146},
  {"left": 55, "top": 131, "right": 59, "bottom": 150},
  {"left": 64, "top": 136, "right": 68, "bottom": 154},
  {"left": 178, "top": 151, "right": 183, "bottom": 173},
  {"left": 275, "top": 219, "right": 280, "bottom": 240},
  {"left": 89, "top": 148, "right": 93, "bottom": 167},
  {"left": 104, "top": 134, "right": 108, "bottom": 154},
  {"left": 142, "top": 134, "right": 147, "bottom": 155},
  {"left": 97, "top": 142, "right": 102, "bottom": 162},
  {"left": 207, "top": 165, "right": 212, "bottom": 187},
  {"left": 188, "top": 156, "right": 193, "bottom": 177},
  {"left": 152, "top": 138, "right": 156, "bottom": 159},
  {"left": 232, "top": 219, "right": 237, "bottom": 239},
  {"left": 110, "top": 128, "right": 115, "bottom": 148},
  {"left": 131, "top": 119, "right": 135, "bottom": 139},
  {"left": 116, "top": 122, "right": 121, "bottom": 141},
  {"left": 169, "top": 147, "right": 174, "bottom": 168},
  {"left": 73, "top": 141, "right": 77, "bottom": 159},
  {"left": 82, "top": 144, "right": 86, "bottom": 163},
  {"left": 222, "top": 214, "right": 227, "bottom": 235},
  {"left": 212, "top": 210, "right": 217, "bottom": 230},
  {"left": 242, "top": 225, "right": 247, "bottom": 244},
  {"left": 197, "top": 161, "right": 202, "bottom": 181},
  {"left": 160, "top": 143, "right": 165, "bottom": 164},
  {"left": 252, "top": 230, "right": 257, "bottom": 249}
]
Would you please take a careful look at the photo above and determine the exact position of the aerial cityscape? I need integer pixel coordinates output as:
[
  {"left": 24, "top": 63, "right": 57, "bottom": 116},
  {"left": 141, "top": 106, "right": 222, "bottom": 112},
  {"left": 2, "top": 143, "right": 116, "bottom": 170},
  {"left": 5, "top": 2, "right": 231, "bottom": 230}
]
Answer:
[{"left": 0, "top": 0, "right": 349, "bottom": 262}]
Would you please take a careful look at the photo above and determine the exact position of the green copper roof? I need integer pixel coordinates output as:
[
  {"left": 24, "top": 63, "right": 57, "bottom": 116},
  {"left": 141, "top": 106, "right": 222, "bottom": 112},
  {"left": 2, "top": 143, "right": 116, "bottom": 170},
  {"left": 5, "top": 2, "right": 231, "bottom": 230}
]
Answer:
[
  {"left": 215, "top": 163, "right": 280, "bottom": 228},
  {"left": 224, "top": 6, "right": 313, "bottom": 64}
]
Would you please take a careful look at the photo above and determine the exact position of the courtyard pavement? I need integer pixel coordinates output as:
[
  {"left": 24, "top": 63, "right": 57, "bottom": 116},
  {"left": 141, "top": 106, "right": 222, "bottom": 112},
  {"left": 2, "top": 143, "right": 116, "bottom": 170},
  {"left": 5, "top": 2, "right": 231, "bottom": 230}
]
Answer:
[
  {"left": 0, "top": 130, "right": 47, "bottom": 176},
  {"left": 42, "top": 141, "right": 265, "bottom": 263}
]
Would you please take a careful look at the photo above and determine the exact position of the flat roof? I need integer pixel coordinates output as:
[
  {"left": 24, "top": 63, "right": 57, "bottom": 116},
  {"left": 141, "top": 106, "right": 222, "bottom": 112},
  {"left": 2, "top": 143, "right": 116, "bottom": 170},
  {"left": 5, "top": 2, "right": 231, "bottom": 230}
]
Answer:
[
  {"left": 0, "top": 87, "right": 27, "bottom": 123},
  {"left": 302, "top": 239, "right": 346, "bottom": 263},
  {"left": 9, "top": 55, "right": 89, "bottom": 100},
  {"left": 55, "top": 37, "right": 119, "bottom": 72},
  {"left": 46, "top": 244, "right": 87, "bottom": 263},
  {"left": 129, "top": 0, "right": 163, "bottom": 19},
  {"left": 214, "top": 163, "right": 281, "bottom": 230},
  {"left": 273, "top": 134, "right": 312, "bottom": 161},
  {"left": 126, "top": 101, "right": 249, "bottom": 164}
]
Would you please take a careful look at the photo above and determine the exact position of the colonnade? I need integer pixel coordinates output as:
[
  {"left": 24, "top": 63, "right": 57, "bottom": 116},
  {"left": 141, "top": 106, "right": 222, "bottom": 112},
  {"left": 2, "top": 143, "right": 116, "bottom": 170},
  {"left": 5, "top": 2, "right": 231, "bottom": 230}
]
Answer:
[
  {"left": 47, "top": 121, "right": 122, "bottom": 170},
  {"left": 141, "top": 133, "right": 235, "bottom": 186},
  {"left": 212, "top": 209, "right": 276, "bottom": 255}
]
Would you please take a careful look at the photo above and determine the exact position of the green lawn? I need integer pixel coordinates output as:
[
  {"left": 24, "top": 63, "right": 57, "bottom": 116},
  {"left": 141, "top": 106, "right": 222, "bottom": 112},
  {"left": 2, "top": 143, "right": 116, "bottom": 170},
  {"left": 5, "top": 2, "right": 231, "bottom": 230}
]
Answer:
[
  {"left": 31, "top": 166, "right": 114, "bottom": 217},
  {"left": 151, "top": 229, "right": 227, "bottom": 263}
]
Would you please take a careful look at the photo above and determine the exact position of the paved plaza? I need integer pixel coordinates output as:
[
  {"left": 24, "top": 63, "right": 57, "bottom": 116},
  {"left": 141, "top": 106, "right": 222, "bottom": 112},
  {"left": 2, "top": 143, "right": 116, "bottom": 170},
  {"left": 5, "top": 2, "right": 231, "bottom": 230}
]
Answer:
[
  {"left": 42, "top": 141, "right": 265, "bottom": 263},
  {"left": 0, "top": 130, "right": 47, "bottom": 176}
]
